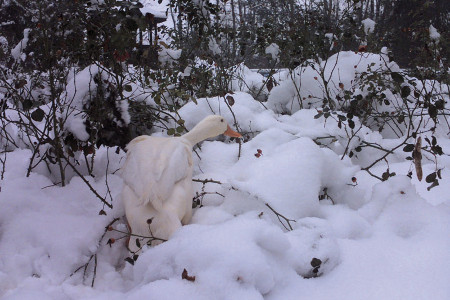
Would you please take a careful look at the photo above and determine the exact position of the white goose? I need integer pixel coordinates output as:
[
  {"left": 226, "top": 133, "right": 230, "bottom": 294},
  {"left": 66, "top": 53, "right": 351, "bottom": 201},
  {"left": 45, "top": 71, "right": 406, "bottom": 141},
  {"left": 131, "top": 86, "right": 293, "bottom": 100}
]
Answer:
[{"left": 121, "top": 115, "right": 241, "bottom": 252}]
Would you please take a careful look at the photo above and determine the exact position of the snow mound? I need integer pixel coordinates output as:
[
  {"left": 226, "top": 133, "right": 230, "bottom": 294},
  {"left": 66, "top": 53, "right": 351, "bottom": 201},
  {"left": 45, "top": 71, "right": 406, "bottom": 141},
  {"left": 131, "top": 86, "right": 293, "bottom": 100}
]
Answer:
[
  {"left": 0, "top": 150, "right": 125, "bottom": 293},
  {"left": 128, "top": 213, "right": 338, "bottom": 299},
  {"left": 1, "top": 62, "right": 449, "bottom": 299}
]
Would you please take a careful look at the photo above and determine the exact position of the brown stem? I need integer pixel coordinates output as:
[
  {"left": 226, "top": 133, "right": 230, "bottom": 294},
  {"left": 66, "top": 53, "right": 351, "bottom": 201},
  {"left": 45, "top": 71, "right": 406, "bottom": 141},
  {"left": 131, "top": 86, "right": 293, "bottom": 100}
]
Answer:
[{"left": 265, "top": 203, "right": 295, "bottom": 231}]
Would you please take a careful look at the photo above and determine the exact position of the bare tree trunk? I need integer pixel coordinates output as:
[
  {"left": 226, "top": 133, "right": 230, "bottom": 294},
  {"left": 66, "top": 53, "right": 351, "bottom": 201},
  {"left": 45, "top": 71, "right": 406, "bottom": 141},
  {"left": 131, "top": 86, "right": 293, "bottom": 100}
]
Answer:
[
  {"left": 357, "top": 0, "right": 363, "bottom": 23},
  {"left": 370, "top": 0, "right": 375, "bottom": 19},
  {"left": 231, "top": 0, "right": 237, "bottom": 63},
  {"left": 177, "top": 0, "right": 183, "bottom": 48},
  {"left": 375, "top": 0, "right": 381, "bottom": 21},
  {"left": 323, "top": 0, "right": 331, "bottom": 28}
]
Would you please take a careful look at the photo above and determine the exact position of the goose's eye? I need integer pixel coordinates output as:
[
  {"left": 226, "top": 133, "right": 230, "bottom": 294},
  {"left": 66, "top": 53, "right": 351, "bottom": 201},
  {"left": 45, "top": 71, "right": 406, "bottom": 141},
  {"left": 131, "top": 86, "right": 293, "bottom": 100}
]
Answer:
[{"left": 221, "top": 119, "right": 224, "bottom": 122}]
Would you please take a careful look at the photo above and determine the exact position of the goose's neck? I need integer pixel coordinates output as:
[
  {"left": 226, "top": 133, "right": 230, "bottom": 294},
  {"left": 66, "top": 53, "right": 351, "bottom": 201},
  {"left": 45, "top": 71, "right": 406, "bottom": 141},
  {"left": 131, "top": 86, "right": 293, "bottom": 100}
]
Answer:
[{"left": 181, "top": 125, "right": 213, "bottom": 147}]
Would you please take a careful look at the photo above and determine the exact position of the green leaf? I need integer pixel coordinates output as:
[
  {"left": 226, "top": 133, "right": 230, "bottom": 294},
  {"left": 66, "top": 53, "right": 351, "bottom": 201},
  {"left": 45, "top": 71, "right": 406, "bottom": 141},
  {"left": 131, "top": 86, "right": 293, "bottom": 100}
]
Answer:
[
  {"left": 403, "top": 144, "right": 414, "bottom": 152},
  {"left": 401, "top": 86, "right": 411, "bottom": 98},
  {"left": 348, "top": 119, "right": 355, "bottom": 129},
  {"left": 428, "top": 105, "right": 437, "bottom": 119},
  {"left": 338, "top": 115, "right": 347, "bottom": 121},
  {"left": 154, "top": 94, "right": 161, "bottom": 105},
  {"left": 431, "top": 136, "right": 437, "bottom": 146},
  {"left": 176, "top": 126, "right": 184, "bottom": 133},
  {"left": 310, "top": 258, "right": 322, "bottom": 268},
  {"left": 15, "top": 79, "right": 27, "bottom": 89},
  {"left": 167, "top": 128, "right": 175, "bottom": 135},
  {"left": 391, "top": 72, "right": 404, "bottom": 84},
  {"left": 431, "top": 145, "right": 443, "bottom": 155},
  {"left": 22, "top": 100, "right": 33, "bottom": 110},
  {"left": 31, "top": 108, "right": 45, "bottom": 122},
  {"left": 124, "top": 84, "right": 133, "bottom": 92},
  {"left": 426, "top": 179, "right": 439, "bottom": 191},
  {"left": 435, "top": 99, "right": 444, "bottom": 109},
  {"left": 314, "top": 112, "right": 323, "bottom": 119},
  {"left": 425, "top": 172, "right": 436, "bottom": 183}
]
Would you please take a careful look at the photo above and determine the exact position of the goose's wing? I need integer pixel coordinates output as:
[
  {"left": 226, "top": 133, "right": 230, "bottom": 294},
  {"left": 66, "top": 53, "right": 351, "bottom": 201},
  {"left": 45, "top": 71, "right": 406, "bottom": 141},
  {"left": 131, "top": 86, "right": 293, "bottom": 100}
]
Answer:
[{"left": 121, "top": 136, "right": 192, "bottom": 211}]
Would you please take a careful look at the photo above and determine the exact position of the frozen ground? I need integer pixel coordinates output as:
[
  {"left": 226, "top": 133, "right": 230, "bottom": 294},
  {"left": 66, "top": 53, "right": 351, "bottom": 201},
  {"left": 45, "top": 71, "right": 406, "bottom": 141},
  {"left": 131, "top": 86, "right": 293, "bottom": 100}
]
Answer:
[{"left": 1, "top": 52, "right": 449, "bottom": 299}]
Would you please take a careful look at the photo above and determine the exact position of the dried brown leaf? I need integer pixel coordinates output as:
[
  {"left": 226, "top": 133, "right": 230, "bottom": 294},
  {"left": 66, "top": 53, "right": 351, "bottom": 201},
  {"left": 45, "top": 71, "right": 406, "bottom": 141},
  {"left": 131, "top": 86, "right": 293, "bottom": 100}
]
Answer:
[
  {"left": 182, "top": 269, "right": 196, "bottom": 282},
  {"left": 226, "top": 95, "right": 235, "bottom": 106},
  {"left": 267, "top": 78, "right": 274, "bottom": 92}
]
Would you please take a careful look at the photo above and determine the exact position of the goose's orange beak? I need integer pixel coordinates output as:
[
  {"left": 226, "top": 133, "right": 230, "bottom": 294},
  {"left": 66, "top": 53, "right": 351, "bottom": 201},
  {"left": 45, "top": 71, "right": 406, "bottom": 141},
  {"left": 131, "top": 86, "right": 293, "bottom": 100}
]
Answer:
[{"left": 224, "top": 125, "right": 242, "bottom": 138}]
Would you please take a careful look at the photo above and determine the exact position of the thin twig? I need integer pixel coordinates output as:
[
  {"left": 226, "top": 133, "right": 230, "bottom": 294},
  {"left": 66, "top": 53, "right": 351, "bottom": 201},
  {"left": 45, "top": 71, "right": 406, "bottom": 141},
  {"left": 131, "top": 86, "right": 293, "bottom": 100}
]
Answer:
[
  {"left": 265, "top": 203, "right": 296, "bottom": 231},
  {"left": 61, "top": 156, "right": 113, "bottom": 209},
  {"left": 70, "top": 218, "right": 120, "bottom": 282},
  {"left": 91, "top": 254, "right": 97, "bottom": 288},
  {"left": 192, "top": 178, "right": 222, "bottom": 184}
]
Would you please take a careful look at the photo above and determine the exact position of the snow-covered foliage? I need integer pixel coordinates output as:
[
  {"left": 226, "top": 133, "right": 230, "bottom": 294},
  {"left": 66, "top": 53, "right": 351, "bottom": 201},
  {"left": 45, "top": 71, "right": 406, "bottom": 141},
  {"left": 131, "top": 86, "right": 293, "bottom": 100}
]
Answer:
[
  {"left": 267, "top": 51, "right": 449, "bottom": 139},
  {"left": 361, "top": 18, "right": 376, "bottom": 35},
  {"left": 10, "top": 28, "right": 30, "bottom": 61},
  {"left": 267, "top": 51, "right": 395, "bottom": 113},
  {"left": 208, "top": 38, "right": 222, "bottom": 55},
  {"left": 63, "top": 65, "right": 130, "bottom": 142},
  {"left": 429, "top": 25, "right": 441, "bottom": 42},
  {"left": 265, "top": 43, "right": 280, "bottom": 61},
  {"left": 229, "top": 64, "right": 268, "bottom": 100},
  {"left": 158, "top": 46, "right": 182, "bottom": 66},
  {"left": 1, "top": 49, "right": 450, "bottom": 299}
]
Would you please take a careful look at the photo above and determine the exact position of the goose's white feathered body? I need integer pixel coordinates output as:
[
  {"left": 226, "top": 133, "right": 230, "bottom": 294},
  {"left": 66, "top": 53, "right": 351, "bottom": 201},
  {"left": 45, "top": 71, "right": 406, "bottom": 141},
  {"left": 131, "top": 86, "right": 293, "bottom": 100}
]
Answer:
[
  {"left": 121, "top": 115, "right": 241, "bottom": 253},
  {"left": 121, "top": 136, "right": 194, "bottom": 251}
]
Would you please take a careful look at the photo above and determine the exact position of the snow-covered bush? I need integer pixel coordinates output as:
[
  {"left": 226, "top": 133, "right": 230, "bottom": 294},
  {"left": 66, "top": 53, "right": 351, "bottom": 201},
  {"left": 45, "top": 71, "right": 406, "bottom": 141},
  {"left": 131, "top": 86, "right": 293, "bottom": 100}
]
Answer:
[
  {"left": 229, "top": 63, "right": 269, "bottom": 102},
  {"left": 1, "top": 1, "right": 449, "bottom": 298},
  {"left": 63, "top": 64, "right": 130, "bottom": 148},
  {"left": 0, "top": 0, "right": 148, "bottom": 191},
  {"left": 267, "top": 51, "right": 448, "bottom": 186}
]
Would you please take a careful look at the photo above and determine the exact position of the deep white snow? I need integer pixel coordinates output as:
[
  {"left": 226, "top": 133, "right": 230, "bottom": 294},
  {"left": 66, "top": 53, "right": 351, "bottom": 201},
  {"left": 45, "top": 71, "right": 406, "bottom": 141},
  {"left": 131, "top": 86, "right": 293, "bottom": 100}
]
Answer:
[{"left": 1, "top": 52, "right": 449, "bottom": 300}]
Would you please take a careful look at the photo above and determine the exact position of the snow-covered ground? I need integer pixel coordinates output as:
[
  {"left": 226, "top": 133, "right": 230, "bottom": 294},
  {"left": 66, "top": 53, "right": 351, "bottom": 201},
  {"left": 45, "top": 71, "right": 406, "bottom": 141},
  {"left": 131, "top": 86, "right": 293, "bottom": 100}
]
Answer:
[{"left": 1, "top": 52, "right": 450, "bottom": 299}]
